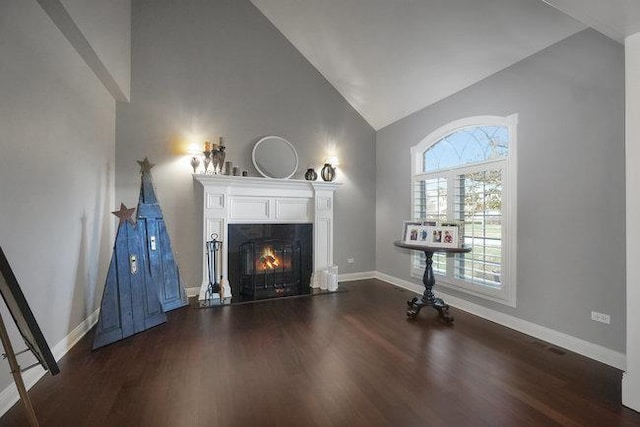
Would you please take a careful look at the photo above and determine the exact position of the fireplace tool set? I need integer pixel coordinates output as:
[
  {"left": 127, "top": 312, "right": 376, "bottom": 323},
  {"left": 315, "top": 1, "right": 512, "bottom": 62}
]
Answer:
[{"left": 205, "top": 233, "right": 224, "bottom": 305}]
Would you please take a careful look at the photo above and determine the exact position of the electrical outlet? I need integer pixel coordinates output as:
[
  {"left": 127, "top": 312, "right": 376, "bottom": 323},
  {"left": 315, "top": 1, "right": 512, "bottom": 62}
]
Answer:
[
  {"left": 591, "top": 311, "right": 610, "bottom": 324},
  {"left": 347, "top": 258, "right": 355, "bottom": 264}
]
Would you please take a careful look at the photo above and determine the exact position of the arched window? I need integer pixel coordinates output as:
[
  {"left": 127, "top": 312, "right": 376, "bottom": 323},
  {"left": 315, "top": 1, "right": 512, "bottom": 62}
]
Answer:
[{"left": 411, "top": 115, "right": 517, "bottom": 306}]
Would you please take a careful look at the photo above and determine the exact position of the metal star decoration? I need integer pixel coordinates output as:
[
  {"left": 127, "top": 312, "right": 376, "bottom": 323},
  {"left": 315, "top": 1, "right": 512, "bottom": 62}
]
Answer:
[
  {"left": 137, "top": 157, "right": 155, "bottom": 174},
  {"left": 112, "top": 203, "right": 136, "bottom": 225}
]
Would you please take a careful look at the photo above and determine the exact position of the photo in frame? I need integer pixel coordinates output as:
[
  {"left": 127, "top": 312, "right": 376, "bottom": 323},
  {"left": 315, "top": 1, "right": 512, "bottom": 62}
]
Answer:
[
  {"left": 404, "top": 220, "right": 437, "bottom": 245},
  {"left": 403, "top": 221, "right": 422, "bottom": 242},
  {"left": 440, "top": 220, "right": 465, "bottom": 247},
  {"left": 428, "top": 226, "right": 459, "bottom": 248},
  {"left": 402, "top": 220, "right": 462, "bottom": 248}
]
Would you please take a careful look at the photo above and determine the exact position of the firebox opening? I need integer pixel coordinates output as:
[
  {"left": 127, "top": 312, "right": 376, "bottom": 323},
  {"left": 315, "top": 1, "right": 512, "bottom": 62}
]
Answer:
[
  {"left": 258, "top": 246, "right": 283, "bottom": 270},
  {"left": 228, "top": 224, "right": 312, "bottom": 303}
]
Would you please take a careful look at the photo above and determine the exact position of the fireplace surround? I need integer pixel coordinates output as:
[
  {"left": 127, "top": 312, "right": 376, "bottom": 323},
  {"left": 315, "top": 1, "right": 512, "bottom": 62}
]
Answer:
[{"left": 194, "top": 175, "right": 340, "bottom": 304}]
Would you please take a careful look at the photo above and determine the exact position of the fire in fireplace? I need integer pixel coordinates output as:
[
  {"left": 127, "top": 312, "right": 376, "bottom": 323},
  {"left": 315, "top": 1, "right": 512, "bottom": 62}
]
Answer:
[
  {"left": 228, "top": 224, "right": 312, "bottom": 302},
  {"left": 258, "top": 246, "right": 281, "bottom": 270},
  {"left": 239, "top": 239, "right": 301, "bottom": 299}
]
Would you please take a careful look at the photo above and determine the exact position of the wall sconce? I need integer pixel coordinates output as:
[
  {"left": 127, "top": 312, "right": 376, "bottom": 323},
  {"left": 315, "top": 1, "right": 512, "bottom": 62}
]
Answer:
[
  {"left": 188, "top": 143, "right": 201, "bottom": 174},
  {"left": 325, "top": 156, "right": 339, "bottom": 167}
]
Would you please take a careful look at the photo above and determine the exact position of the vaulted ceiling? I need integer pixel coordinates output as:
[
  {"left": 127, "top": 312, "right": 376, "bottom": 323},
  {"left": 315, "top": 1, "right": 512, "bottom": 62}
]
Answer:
[
  {"left": 541, "top": 0, "right": 640, "bottom": 43},
  {"left": 250, "top": 0, "right": 640, "bottom": 130}
]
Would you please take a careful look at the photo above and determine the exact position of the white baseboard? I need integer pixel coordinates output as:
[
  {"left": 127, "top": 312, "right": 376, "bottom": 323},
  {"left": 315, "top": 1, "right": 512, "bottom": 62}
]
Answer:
[
  {"left": 338, "top": 271, "right": 376, "bottom": 282},
  {"left": 0, "top": 309, "right": 100, "bottom": 417},
  {"left": 374, "top": 271, "right": 626, "bottom": 370},
  {"left": 622, "top": 371, "right": 640, "bottom": 411}
]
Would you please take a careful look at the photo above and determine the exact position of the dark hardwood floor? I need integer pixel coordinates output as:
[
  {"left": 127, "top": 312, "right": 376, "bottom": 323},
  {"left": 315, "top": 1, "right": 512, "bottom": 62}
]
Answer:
[{"left": 2, "top": 279, "right": 639, "bottom": 426}]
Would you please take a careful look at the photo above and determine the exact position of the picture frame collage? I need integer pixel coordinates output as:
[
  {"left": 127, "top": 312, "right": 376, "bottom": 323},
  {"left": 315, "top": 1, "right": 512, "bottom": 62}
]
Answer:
[{"left": 402, "top": 220, "right": 464, "bottom": 248}]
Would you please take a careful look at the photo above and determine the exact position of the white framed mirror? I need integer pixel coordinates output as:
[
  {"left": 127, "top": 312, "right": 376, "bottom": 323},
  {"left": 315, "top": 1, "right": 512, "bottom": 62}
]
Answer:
[{"left": 252, "top": 136, "right": 299, "bottom": 179}]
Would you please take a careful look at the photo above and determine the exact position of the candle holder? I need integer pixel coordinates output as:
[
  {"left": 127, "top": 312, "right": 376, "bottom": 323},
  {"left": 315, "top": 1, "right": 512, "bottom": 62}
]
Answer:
[
  {"left": 203, "top": 151, "right": 212, "bottom": 174},
  {"left": 217, "top": 137, "right": 226, "bottom": 174}
]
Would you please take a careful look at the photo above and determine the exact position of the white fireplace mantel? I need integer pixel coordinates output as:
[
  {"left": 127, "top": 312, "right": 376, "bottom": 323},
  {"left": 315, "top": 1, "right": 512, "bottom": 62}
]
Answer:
[{"left": 193, "top": 174, "right": 341, "bottom": 302}]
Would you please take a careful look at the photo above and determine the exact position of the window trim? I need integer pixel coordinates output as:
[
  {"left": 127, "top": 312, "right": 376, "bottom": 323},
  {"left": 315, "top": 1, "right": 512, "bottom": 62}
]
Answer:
[{"left": 410, "top": 114, "right": 518, "bottom": 307}]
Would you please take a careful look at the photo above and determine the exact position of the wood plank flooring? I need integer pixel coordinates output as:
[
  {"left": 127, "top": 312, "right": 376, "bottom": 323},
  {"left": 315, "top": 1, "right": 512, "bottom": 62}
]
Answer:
[{"left": 1, "top": 279, "right": 639, "bottom": 426}]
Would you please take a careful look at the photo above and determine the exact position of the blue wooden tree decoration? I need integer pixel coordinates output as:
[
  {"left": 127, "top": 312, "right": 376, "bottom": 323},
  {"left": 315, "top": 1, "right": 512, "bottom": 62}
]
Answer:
[
  {"left": 136, "top": 158, "right": 188, "bottom": 311},
  {"left": 93, "top": 203, "right": 166, "bottom": 349}
]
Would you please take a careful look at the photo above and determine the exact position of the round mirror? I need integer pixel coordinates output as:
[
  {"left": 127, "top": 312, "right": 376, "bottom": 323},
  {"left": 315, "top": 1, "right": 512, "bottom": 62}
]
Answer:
[{"left": 252, "top": 136, "right": 299, "bottom": 179}]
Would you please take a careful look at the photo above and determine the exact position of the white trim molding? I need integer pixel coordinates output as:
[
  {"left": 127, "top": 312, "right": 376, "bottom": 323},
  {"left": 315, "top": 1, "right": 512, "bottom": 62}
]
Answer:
[
  {"left": 410, "top": 114, "right": 518, "bottom": 307},
  {"left": 0, "top": 309, "right": 100, "bottom": 417},
  {"left": 193, "top": 175, "right": 341, "bottom": 303},
  {"left": 338, "top": 271, "right": 376, "bottom": 282},
  {"left": 623, "top": 31, "right": 640, "bottom": 412},
  {"left": 375, "top": 271, "right": 626, "bottom": 370}
]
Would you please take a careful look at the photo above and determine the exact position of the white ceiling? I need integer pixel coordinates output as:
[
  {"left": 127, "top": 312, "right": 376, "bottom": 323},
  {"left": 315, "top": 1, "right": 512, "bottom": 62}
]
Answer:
[{"left": 250, "top": 0, "right": 640, "bottom": 131}]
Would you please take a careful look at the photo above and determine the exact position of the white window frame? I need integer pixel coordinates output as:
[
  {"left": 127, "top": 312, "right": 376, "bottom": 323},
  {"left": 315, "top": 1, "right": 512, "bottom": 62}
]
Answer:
[{"left": 410, "top": 114, "right": 518, "bottom": 307}]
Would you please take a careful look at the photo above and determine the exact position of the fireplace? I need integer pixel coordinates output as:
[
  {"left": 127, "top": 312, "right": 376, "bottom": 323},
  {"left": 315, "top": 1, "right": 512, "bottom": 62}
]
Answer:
[
  {"left": 229, "top": 224, "right": 312, "bottom": 302},
  {"left": 193, "top": 175, "right": 340, "bottom": 304}
]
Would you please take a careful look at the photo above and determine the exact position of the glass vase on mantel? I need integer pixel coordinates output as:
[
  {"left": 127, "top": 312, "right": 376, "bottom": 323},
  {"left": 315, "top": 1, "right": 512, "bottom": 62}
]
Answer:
[
  {"left": 203, "top": 151, "right": 212, "bottom": 174},
  {"left": 321, "top": 163, "right": 336, "bottom": 182}
]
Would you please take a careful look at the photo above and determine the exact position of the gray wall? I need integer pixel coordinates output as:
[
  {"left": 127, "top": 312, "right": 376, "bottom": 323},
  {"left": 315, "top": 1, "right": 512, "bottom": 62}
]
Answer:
[
  {"left": 116, "top": 0, "right": 377, "bottom": 289},
  {"left": 376, "top": 29, "right": 626, "bottom": 352},
  {"left": 0, "top": 0, "right": 116, "bottom": 390},
  {"left": 61, "top": 0, "right": 131, "bottom": 100}
]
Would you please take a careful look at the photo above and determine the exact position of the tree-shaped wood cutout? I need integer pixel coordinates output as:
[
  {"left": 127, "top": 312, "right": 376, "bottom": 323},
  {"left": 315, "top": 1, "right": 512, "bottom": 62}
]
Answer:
[
  {"left": 93, "top": 204, "right": 166, "bottom": 349},
  {"left": 136, "top": 158, "right": 188, "bottom": 311}
]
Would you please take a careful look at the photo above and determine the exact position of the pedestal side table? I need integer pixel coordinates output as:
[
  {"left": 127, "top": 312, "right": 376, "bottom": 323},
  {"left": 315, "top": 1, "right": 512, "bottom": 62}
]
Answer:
[{"left": 394, "top": 241, "right": 471, "bottom": 323}]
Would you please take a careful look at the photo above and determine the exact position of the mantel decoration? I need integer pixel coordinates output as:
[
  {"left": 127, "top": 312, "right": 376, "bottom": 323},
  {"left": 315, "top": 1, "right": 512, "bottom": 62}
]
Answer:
[
  {"left": 191, "top": 137, "right": 230, "bottom": 175},
  {"left": 203, "top": 144, "right": 212, "bottom": 174},
  {"left": 321, "top": 163, "right": 336, "bottom": 182},
  {"left": 304, "top": 164, "right": 318, "bottom": 181},
  {"left": 252, "top": 136, "right": 299, "bottom": 179},
  {"left": 202, "top": 138, "right": 227, "bottom": 175}
]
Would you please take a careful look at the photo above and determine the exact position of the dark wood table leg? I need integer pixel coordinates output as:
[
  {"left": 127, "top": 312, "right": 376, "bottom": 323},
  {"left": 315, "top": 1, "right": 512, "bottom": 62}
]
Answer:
[{"left": 406, "top": 250, "right": 454, "bottom": 323}]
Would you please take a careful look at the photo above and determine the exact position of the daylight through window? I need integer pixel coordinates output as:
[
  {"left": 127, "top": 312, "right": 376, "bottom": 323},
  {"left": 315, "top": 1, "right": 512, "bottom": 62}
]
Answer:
[{"left": 410, "top": 115, "right": 517, "bottom": 306}]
